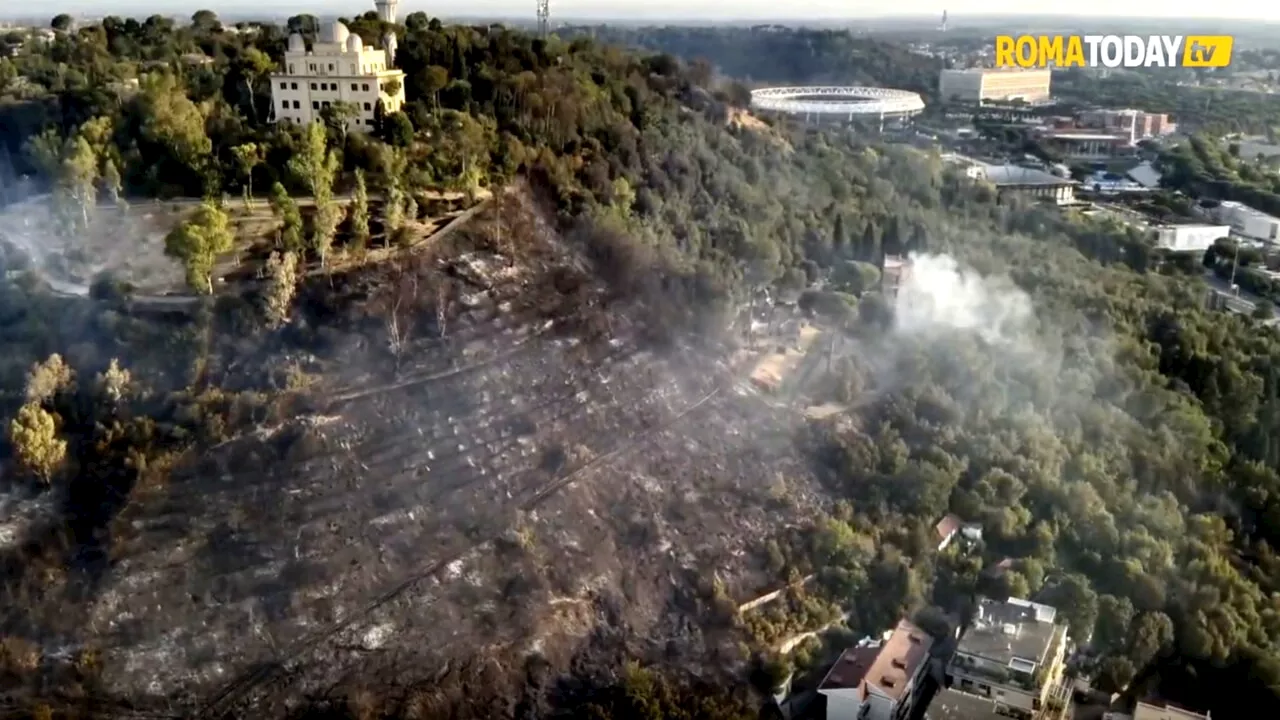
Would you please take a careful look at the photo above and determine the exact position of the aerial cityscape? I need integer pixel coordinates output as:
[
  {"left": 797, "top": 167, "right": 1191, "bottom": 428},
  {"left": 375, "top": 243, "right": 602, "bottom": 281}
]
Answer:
[{"left": 0, "top": 3, "right": 1277, "bottom": 720}]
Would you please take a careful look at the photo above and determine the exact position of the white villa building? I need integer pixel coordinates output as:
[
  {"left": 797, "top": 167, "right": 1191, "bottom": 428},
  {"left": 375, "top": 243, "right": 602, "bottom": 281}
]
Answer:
[{"left": 270, "top": 9, "right": 407, "bottom": 132}]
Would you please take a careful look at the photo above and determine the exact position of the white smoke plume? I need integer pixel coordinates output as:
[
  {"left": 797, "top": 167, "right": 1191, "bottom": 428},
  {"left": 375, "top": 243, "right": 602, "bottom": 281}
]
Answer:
[{"left": 892, "top": 252, "right": 1036, "bottom": 350}]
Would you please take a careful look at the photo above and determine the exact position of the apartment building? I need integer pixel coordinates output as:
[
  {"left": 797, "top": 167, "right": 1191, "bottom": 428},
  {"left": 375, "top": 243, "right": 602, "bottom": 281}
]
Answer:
[
  {"left": 939, "top": 68, "right": 1052, "bottom": 104},
  {"left": 945, "top": 597, "right": 1069, "bottom": 720},
  {"left": 270, "top": 20, "right": 406, "bottom": 132},
  {"left": 819, "top": 619, "right": 935, "bottom": 720},
  {"left": 1079, "top": 109, "right": 1177, "bottom": 141}
]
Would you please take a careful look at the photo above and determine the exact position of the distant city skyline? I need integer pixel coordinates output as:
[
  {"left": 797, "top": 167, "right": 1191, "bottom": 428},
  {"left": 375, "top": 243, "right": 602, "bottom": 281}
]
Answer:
[{"left": 4, "top": 1, "right": 1280, "bottom": 23}]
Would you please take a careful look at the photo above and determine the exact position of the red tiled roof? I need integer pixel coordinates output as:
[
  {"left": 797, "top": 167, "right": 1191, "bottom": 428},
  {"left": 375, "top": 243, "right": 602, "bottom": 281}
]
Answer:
[
  {"left": 935, "top": 513, "right": 963, "bottom": 541},
  {"left": 819, "top": 620, "right": 934, "bottom": 701}
]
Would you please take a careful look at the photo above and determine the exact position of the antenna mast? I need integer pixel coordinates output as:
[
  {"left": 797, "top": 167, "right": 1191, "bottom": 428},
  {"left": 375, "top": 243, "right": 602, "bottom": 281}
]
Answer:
[{"left": 537, "top": 0, "right": 549, "bottom": 38}]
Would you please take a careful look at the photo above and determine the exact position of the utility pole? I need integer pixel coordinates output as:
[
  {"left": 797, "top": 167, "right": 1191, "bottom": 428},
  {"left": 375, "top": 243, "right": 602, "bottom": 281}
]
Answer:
[{"left": 1230, "top": 240, "right": 1241, "bottom": 291}]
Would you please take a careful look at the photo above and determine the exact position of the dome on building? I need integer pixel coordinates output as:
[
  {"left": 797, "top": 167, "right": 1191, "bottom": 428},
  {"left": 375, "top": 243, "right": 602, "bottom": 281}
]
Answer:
[
  {"left": 346, "top": 33, "right": 363, "bottom": 52},
  {"left": 287, "top": 33, "right": 305, "bottom": 52},
  {"left": 323, "top": 21, "right": 351, "bottom": 46}
]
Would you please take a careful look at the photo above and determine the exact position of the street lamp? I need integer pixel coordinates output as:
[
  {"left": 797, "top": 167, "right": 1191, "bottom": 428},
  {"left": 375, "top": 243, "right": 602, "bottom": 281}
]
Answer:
[{"left": 1229, "top": 240, "right": 1241, "bottom": 294}]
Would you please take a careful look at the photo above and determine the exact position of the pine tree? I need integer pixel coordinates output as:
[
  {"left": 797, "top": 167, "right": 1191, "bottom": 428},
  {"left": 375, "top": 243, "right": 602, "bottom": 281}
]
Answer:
[{"left": 351, "top": 169, "right": 370, "bottom": 249}]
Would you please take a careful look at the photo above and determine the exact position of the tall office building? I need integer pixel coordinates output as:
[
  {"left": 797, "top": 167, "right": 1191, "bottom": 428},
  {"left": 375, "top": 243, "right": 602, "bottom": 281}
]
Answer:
[{"left": 938, "top": 68, "right": 1052, "bottom": 104}]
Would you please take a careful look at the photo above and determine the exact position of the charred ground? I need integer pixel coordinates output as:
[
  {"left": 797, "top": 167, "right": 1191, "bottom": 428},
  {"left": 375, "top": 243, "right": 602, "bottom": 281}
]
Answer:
[{"left": 0, "top": 183, "right": 827, "bottom": 718}]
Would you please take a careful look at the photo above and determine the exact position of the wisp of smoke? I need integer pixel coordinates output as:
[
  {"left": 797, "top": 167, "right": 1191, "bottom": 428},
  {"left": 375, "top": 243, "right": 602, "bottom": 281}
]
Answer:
[{"left": 892, "top": 252, "right": 1036, "bottom": 350}]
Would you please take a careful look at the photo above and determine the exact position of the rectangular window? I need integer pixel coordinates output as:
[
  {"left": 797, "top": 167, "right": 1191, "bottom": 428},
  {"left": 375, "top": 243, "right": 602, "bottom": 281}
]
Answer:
[
  {"left": 309, "top": 63, "right": 315, "bottom": 71},
  {"left": 310, "top": 82, "right": 317, "bottom": 90},
  {"left": 328, "top": 63, "right": 334, "bottom": 71},
  {"left": 312, "top": 101, "right": 319, "bottom": 109},
  {"left": 279, "top": 82, "right": 286, "bottom": 89},
  {"left": 362, "top": 83, "right": 369, "bottom": 91},
  {"left": 363, "top": 102, "right": 371, "bottom": 110},
  {"left": 322, "top": 101, "right": 330, "bottom": 108},
  {"left": 352, "top": 83, "right": 358, "bottom": 91},
  {"left": 291, "top": 82, "right": 298, "bottom": 90},
  {"left": 293, "top": 100, "right": 300, "bottom": 109},
  {"left": 289, "top": 64, "right": 295, "bottom": 73}
]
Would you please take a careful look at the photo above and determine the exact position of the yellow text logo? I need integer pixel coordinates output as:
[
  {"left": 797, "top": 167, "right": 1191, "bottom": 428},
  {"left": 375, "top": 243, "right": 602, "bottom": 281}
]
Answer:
[{"left": 1181, "top": 36, "right": 1233, "bottom": 67}]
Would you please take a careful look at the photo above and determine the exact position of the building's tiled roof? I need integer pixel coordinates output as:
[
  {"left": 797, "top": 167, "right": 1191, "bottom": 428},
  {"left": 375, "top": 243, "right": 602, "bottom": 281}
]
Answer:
[
  {"left": 935, "top": 513, "right": 963, "bottom": 541},
  {"left": 819, "top": 619, "right": 933, "bottom": 701}
]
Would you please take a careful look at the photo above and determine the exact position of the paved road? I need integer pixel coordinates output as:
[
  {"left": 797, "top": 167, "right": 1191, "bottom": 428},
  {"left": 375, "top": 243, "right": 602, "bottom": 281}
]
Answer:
[
  {"left": 1203, "top": 271, "right": 1260, "bottom": 311},
  {"left": 1201, "top": 270, "right": 1280, "bottom": 325}
]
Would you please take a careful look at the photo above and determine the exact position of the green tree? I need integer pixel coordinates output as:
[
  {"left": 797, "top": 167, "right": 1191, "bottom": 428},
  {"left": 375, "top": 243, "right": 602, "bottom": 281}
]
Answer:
[
  {"left": 288, "top": 121, "right": 337, "bottom": 203},
  {"left": 263, "top": 251, "right": 298, "bottom": 329},
  {"left": 383, "top": 184, "right": 405, "bottom": 247},
  {"left": 231, "top": 142, "right": 263, "bottom": 207},
  {"left": 351, "top": 168, "right": 370, "bottom": 249},
  {"left": 320, "top": 101, "right": 360, "bottom": 144},
  {"left": 101, "top": 158, "right": 123, "bottom": 207},
  {"left": 61, "top": 136, "right": 99, "bottom": 233},
  {"left": 164, "top": 202, "right": 234, "bottom": 294},
  {"left": 269, "top": 181, "right": 304, "bottom": 252},
  {"left": 236, "top": 47, "right": 274, "bottom": 121}
]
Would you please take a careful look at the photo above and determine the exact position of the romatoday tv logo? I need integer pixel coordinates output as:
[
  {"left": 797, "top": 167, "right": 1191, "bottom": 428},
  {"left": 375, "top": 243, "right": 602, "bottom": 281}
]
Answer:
[{"left": 994, "top": 35, "right": 1233, "bottom": 69}]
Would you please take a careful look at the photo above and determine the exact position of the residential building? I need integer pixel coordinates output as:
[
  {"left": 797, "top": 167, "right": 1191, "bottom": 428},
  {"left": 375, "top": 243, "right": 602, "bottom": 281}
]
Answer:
[
  {"left": 1210, "top": 200, "right": 1280, "bottom": 245},
  {"left": 976, "top": 165, "right": 1077, "bottom": 205},
  {"left": 945, "top": 597, "right": 1070, "bottom": 720},
  {"left": 1079, "top": 109, "right": 1176, "bottom": 140},
  {"left": 270, "top": 16, "right": 407, "bottom": 132},
  {"left": 1132, "top": 700, "right": 1211, "bottom": 720},
  {"left": 938, "top": 68, "right": 1052, "bottom": 104},
  {"left": 935, "top": 514, "right": 982, "bottom": 550},
  {"left": 935, "top": 514, "right": 962, "bottom": 550},
  {"left": 819, "top": 619, "right": 935, "bottom": 720},
  {"left": 1151, "top": 224, "right": 1231, "bottom": 253}
]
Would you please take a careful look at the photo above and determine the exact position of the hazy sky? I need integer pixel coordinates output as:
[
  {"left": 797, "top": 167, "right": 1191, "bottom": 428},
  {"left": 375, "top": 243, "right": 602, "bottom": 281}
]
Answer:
[{"left": 9, "top": 0, "right": 1280, "bottom": 22}]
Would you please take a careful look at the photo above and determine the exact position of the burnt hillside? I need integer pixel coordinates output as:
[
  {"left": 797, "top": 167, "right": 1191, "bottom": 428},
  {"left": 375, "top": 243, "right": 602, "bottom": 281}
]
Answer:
[{"left": 1, "top": 185, "right": 826, "bottom": 717}]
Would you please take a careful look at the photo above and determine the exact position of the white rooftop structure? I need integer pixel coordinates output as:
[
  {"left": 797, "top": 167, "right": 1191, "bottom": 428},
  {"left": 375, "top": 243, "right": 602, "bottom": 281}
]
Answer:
[
  {"left": 269, "top": 7, "right": 407, "bottom": 133},
  {"left": 1127, "top": 161, "right": 1162, "bottom": 189}
]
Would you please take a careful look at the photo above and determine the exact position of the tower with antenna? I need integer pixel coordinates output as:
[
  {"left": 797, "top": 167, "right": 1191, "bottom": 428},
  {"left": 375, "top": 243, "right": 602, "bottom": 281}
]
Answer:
[
  {"left": 537, "top": 0, "right": 549, "bottom": 38},
  {"left": 375, "top": 0, "right": 399, "bottom": 23},
  {"left": 940, "top": 10, "right": 948, "bottom": 32}
]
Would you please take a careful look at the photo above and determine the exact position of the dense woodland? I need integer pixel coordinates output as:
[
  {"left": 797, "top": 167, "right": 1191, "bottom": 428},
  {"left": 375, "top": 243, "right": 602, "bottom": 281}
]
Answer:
[{"left": 2, "top": 11, "right": 1280, "bottom": 720}]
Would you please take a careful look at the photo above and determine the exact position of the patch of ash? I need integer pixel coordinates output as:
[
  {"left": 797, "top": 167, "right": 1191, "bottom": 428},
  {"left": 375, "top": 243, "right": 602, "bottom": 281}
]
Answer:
[{"left": 0, "top": 487, "right": 54, "bottom": 549}]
